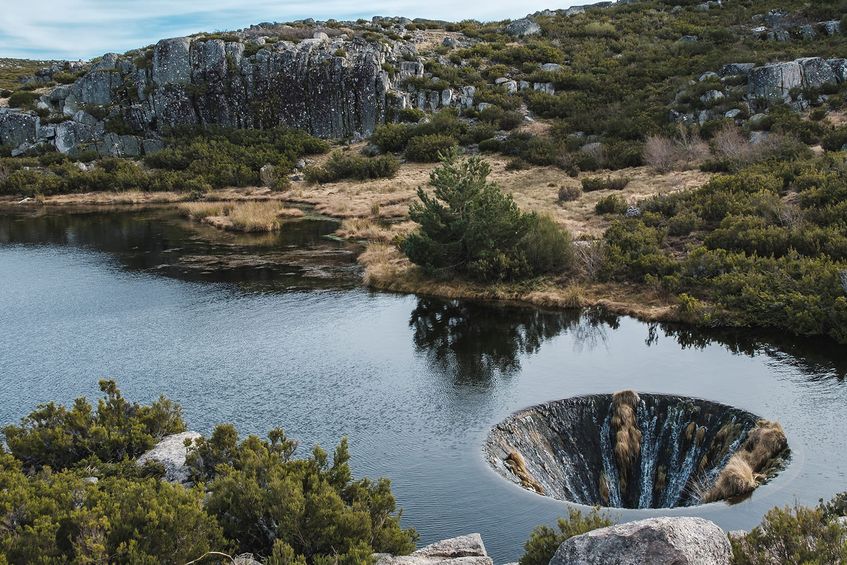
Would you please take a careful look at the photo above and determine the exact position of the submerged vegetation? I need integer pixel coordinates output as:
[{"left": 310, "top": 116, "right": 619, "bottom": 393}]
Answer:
[
  {"left": 0, "top": 382, "right": 416, "bottom": 563},
  {"left": 179, "top": 201, "right": 304, "bottom": 232}
]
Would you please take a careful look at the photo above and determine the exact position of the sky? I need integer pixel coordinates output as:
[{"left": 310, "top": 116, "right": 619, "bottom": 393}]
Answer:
[{"left": 0, "top": 0, "right": 585, "bottom": 60}]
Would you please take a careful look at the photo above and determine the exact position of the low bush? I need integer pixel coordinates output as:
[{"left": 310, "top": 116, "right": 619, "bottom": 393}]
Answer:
[
  {"left": 305, "top": 152, "right": 400, "bottom": 183},
  {"left": 558, "top": 184, "right": 582, "bottom": 202},
  {"left": 405, "top": 134, "right": 459, "bottom": 162},
  {"left": 372, "top": 123, "right": 414, "bottom": 152},
  {"left": 0, "top": 383, "right": 418, "bottom": 563},
  {"left": 7, "top": 91, "right": 39, "bottom": 108},
  {"left": 519, "top": 508, "right": 612, "bottom": 565},
  {"left": 822, "top": 126, "right": 847, "bottom": 152},
  {"left": 731, "top": 503, "right": 847, "bottom": 564},
  {"left": 581, "top": 176, "right": 630, "bottom": 192},
  {"left": 3, "top": 379, "right": 185, "bottom": 471},
  {"left": 595, "top": 194, "right": 628, "bottom": 215}
]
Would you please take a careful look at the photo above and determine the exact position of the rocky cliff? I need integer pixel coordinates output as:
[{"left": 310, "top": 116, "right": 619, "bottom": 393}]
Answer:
[{"left": 0, "top": 24, "right": 474, "bottom": 157}]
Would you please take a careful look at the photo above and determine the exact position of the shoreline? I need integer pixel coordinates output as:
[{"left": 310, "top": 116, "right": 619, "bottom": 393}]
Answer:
[
  {"left": 357, "top": 242, "right": 682, "bottom": 324},
  {"left": 0, "top": 188, "right": 685, "bottom": 324}
]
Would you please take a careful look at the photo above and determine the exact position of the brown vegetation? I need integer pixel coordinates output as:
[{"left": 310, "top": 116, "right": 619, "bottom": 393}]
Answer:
[
  {"left": 644, "top": 128, "right": 709, "bottom": 173},
  {"left": 286, "top": 149, "right": 711, "bottom": 238},
  {"left": 704, "top": 420, "right": 788, "bottom": 503},
  {"left": 179, "top": 201, "right": 303, "bottom": 232},
  {"left": 611, "top": 390, "right": 643, "bottom": 494},
  {"left": 505, "top": 451, "right": 545, "bottom": 495}
]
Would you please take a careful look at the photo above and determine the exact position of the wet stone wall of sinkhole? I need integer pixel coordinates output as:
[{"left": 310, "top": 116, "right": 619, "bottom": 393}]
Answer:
[{"left": 484, "top": 392, "right": 787, "bottom": 509}]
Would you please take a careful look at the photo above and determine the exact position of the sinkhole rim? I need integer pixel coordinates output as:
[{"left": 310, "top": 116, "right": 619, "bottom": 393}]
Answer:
[{"left": 483, "top": 392, "right": 789, "bottom": 510}]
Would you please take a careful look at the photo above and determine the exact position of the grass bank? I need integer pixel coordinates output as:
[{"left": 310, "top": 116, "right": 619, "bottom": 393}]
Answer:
[{"left": 358, "top": 242, "right": 680, "bottom": 323}]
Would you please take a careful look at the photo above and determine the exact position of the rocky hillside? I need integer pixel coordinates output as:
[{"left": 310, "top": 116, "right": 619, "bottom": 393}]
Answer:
[{"left": 2, "top": 0, "right": 846, "bottom": 160}]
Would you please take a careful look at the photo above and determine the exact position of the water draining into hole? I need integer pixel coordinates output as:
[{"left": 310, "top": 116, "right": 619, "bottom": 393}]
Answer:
[{"left": 484, "top": 392, "right": 789, "bottom": 509}]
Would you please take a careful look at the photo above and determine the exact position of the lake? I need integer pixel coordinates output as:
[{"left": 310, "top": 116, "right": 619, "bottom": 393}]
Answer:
[{"left": 1, "top": 207, "right": 846, "bottom": 562}]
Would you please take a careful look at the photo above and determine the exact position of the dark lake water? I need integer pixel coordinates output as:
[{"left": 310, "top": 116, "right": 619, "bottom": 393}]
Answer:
[{"left": 1, "top": 207, "right": 847, "bottom": 563}]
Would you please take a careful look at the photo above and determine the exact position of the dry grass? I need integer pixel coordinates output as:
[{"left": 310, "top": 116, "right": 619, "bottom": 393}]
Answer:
[
  {"left": 179, "top": 201, "right": 303, "bottom": 232},
  {"left": 505, "top": 451, "right": 545, "bottom": 494},
  {"left": 285, "top": 147, "right": 713, "bottom": 238},
  {"left": 704, "top": 420, "right": 788, "bottom": 503},
  {"left": 611, "top": 390, "right": 643, "bottom": 494},
  {"left": 336, "top": 218, "right": 416, "bottom": 244},
  {"left": 704, "top": 454, "right": 758, "bottom": 502},
  {"left": 178, "top": 201, "right": 233, "bottom": 219},
  {"left": 0, "top": 186, "right": 292, "bottom": 208},
  {"left": 599, "top": 472, "right": 610, "bottom": 506}
]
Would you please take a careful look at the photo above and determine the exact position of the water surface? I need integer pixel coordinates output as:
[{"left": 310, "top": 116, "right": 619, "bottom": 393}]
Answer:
[{"left": 1, "top": 208, "right": 846, "bottom": 562}]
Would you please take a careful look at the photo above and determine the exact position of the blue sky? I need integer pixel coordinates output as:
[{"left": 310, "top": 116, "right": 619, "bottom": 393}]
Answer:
[{"left": 0, "top": 0, "right": 583, "bottom": 60}]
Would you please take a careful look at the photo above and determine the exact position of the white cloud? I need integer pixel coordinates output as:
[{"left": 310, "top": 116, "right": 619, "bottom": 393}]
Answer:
[{"left": 0, "top": 0, "right": 584, "bottom": 59}]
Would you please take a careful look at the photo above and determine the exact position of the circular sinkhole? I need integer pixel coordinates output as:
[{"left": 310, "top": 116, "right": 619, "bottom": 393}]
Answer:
[{"left": 484, "top": 391, "right": 790, "bottom": 509}]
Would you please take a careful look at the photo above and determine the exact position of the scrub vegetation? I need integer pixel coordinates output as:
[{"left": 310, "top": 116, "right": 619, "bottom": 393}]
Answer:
[
  {"left": 0, "top": 382, "right": 417, "bottom": 563},
  {"left": 520, "top": 498, "right": 847, "bottom": 565}
]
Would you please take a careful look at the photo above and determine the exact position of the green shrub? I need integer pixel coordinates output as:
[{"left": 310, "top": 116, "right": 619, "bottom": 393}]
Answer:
[
  {"left": 7, "top": 91, "right": 39, "bottom": 108},
  {"left": 304, "top": 152, "right": 400, "bottom": 183},
  {"left": 822, "top": 127, "right": 847, "bottom": 152},
  {"left": 0, "top": 459, "right": 226, "bottom": 563},
  {"left": 404, "top": 152, "right": 572, "bottom": 281},
  {"left": 478, "top": 138, "right": 502, "bottom": 152},
  {"left": 595, "top": 194, "right": 628, "bottom": 215},
  {"left": 3, "top": 379, "right": 185, "bottom": 471},
  {"left": 0, "top": 384, "right": 418, "bottom": 563},
  {"left": 731, "top": 504, "right": 847, "bottom": 564},
  {"left": 602, "top": 219, "right": 678, "bottom": 282},
  {"left": 405, "top": 134, "right": 459, "bottom": 162},
  {"left": 581, "top": 176, "right": 630, "bottom": 192},
  {"left": 372, "top": 123, "right": 414, "bottom": 152},
  {"left": 519, "top": 508, "right": 612, "bottom": 565},
  {"left": 187, "top": 427, "right": 417, "bottom": 558},
  {"left": 605, "top": 140, "right": 644, "bottom": 169},
  {"left": 667, "top": 212, "right": 699, "bottom": 236},
  {"left": 521, "top": 214, "right": 575, "bottom": 274},
  {"left": 398, "top": 107, "right": 425, "bottom": 123},
  {"left": 558, "top": 184, "right": 582, "bottom": 202}
]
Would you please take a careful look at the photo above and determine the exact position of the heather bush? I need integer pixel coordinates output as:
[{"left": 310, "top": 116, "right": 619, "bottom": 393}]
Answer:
[{"left": 305, "top": 152, "right": 400, "bottom": 183}]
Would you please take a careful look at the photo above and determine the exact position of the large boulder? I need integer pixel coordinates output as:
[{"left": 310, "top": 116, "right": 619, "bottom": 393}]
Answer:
[
  {"left": 0, "top": 110, "right": 40, "bottom": 148},
  {"left": 505, "top": 18, "right": 542, "bottom": 37},
  {"left": 375, "top": 534, "right": 493, "bottom": 564},
  {"left": 797, "top": 57, "right": 838, "bottom": 89},
  {"left": 748, "top": 61, "right": 803, "bottom": 101},
  {"left": 719, "top": 63, "right": 755, "bottom": 77},
  {"left": 550, "top": 517, "right": 731, "bottom": 565},
  {"left": 136, "top": 431, "right": 201, "bottom": 485},
  {"left": 840, "top": 270, "right": 847, "bottom": 295},
  {"left": 829, "top": 59, "right": 847, "bottom": 83}
]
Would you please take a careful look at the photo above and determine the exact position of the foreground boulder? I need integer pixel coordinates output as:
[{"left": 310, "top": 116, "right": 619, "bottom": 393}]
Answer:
[
  {"left": 375, "top": 534, "right": 493, "bottom": 564},
  {"left": 136, "top": 431, "right": 200, "bottom": 485},
  {"left": 550, "top": 517, "right": 731, "bottom": 565}
]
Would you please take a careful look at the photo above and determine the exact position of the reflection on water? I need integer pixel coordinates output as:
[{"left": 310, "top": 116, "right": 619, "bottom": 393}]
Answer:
[
  {"left": 0, "top": 206, "right": 360, "bottom": 290},
  {"left": 651, "top": 323, "right": 847, "bottom": 381},
  {"left": 410, "top": 299, "right": 618, "bottom": 382}
]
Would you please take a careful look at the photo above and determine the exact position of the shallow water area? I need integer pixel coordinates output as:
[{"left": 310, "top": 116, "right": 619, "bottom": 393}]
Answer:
[{"left": 1, "top": 207, "right": 847, "bottom": 562}]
